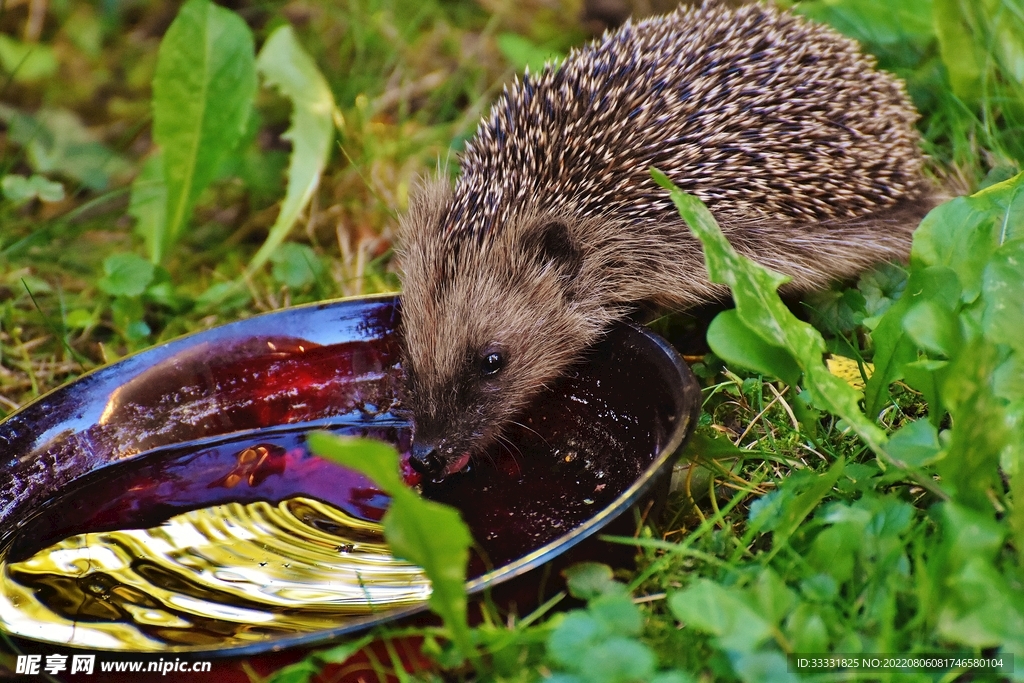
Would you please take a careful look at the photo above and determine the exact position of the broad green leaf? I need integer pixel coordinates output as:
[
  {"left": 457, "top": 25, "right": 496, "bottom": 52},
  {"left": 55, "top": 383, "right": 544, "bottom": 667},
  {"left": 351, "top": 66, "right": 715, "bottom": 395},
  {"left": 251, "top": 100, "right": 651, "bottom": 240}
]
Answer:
[
  {"left": 903, "top": 299, "right": 962, "bottom": 356},
  {"left": 98, "top": 253, "right": 156, "bottom": 298},
  {"left": 754, "top": 568, "right": 797, "bottom": 626},
  {"left": 249, "top": 25, "right": 337, "bottom": 275},
  {"left": 307, "top": 433, "right": 478, "bottom": 667},
  {"left": 808, "top": 524, "right": 861, "bottom": 584},
  {"left": 564, "top": 562, "right": 623, "bottom": 600},
  {"left": 981, "top": 239, "right": 1024, "bottom": 354},
  {"left": 588, "top": 594, "right": 643, "bottom": 637},
  {"left": 706, "top": 310, "right": 801, "bottom": 386},
  {"left": 576, "top": 637, "right": 656, "bottom": 683},
  {"left": 937, "top": 557, "right": 1024, "bottom": 650},
  {"left": 885, "top": 419, "right": 943, "bottom": 467},
  {"left": 785, "top": 603, "right": 830, "bottom": 654},
  {"left": 548, "top": 612, "right": 603, "bottom": 667},
  {"left": 669, "top": 579, "right": 773, "bottom": 653},
  {"left": 911, "top": 172, "right": 1024, "bottom": 300},
  {"left": 128, "top": 154, "right": 168, "bottom": 264},
  {"left": 153, "top": 0, "right": 257, "bottom": 264}
]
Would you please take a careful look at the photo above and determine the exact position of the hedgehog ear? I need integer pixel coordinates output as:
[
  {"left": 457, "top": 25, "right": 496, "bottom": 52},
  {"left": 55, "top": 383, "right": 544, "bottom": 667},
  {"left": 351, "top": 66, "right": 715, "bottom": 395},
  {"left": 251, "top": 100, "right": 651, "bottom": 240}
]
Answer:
[{"left": 534, "top": 220, "right": 581, "bottom": 280}]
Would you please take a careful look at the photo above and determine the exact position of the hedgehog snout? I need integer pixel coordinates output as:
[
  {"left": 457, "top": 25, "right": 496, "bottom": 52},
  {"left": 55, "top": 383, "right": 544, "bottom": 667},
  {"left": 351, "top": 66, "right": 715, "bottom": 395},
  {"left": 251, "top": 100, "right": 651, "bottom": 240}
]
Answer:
[{"left": 409, "top": 440, "right": 445, "bottom": 481}]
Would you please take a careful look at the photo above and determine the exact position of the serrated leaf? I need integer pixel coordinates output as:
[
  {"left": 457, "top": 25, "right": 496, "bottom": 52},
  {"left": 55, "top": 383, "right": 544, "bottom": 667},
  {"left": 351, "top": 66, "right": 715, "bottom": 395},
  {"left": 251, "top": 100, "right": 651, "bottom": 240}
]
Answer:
[
  {"left": 153, "top": 0, "right": 257, "bottom": 264},
  {"left": 669, "top": 579, "right": 772, "bottom": 653},
  {"left": 653, "top": 172, "right": 891, "bottom": 461},
  {"left": 248, "top": 25, "right": 337, "bottom": 274},
  {"left": 98, "top": 253, "right": 156, "bottom": 297}
]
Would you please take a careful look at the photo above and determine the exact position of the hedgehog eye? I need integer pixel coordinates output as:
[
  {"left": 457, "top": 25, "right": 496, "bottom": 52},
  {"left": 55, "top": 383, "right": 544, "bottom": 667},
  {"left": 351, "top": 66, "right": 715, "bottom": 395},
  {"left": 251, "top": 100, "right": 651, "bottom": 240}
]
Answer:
[{"left": 479, "top": 347, "right": 506, "bottom": 378}]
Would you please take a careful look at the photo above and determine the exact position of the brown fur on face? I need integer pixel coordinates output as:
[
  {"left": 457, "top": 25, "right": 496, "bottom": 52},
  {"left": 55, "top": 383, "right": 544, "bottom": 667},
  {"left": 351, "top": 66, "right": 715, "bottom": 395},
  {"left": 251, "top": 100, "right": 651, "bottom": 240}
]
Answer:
[{"left": 397, "top": 3, "right": 936, "bottom": 477}]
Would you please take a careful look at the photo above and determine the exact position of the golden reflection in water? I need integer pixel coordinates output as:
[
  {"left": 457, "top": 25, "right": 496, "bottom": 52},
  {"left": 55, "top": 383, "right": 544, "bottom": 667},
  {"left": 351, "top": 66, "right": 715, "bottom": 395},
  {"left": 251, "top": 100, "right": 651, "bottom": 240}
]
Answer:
[{"left": 0, "top": 497, "right": 430, "bottom": 651}]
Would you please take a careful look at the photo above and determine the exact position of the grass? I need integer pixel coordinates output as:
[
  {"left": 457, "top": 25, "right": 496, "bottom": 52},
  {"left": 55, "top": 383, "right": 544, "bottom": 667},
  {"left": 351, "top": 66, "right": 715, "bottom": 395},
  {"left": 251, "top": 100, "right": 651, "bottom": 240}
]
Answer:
[{"left": 2, "top": 0, "right": 1024, "bottom": 681}]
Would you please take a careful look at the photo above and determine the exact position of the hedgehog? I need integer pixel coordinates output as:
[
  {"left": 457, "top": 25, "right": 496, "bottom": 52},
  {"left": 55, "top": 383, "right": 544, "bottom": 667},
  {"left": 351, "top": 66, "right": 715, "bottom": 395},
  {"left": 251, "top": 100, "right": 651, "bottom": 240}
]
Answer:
[{"left": 397, "top": 2, "right": 933, "bottom": 481}]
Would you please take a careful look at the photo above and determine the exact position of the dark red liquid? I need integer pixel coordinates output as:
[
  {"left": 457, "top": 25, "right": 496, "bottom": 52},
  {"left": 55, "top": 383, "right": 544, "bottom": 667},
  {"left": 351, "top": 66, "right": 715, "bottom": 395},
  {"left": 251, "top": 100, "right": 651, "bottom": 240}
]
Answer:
[{"left": 3, "top": 298, "right": 678, "bottom": 585}]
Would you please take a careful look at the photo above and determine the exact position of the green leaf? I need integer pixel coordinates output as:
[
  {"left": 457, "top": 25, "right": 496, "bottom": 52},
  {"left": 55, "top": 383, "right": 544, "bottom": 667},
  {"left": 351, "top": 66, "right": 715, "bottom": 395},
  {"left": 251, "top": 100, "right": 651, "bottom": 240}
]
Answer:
[
  {"left": 128, "top": 154, "right": 168, "bottom": 264},
  {"left": 863, "top": 266, "right": 961, "bottom": 416},
  {"left": 576, "top": 637, "right": 656, "bottom": 683},
  {"left": 307, "top": 433, "right": 478, "bottom": 668},
  {"left": 885, "top": 419, "right": 943, "bottom": 467},
  {"left": 753, "top": 568, "right": 797, "bottom": 626},
  {"left": 564, "top": 563, "right": 623, "bottom": 600},
  {"left": 248, "top": 25, "right": 337, "bottom": 275},
  {"left": 0, "top": 34, "right": 57, "bottom": 82},
  {"left": 1, "top": 174, "right": 64, "bottom": 204},
  {"left": 588, "top": 594, "right": 643, "bottom": 637},
  {"left": 653, "top": 171, "right": 891, "bottom": 465},
  {"left": 669, "top": 579, "right": 772, "bottom": 653},
  {"left": 933, "top": 0, "right": 986, "bottom": 102},
  {"left": 911, "top": 173, "right": 1024, "bottom": 301},
  {"left": 730, "top": 651, "right": 799, "bottom": 683},
  {"left": 270, "top": 243, "right": 325, "bottom": 289},
  {"left": 938, "top": 340, "right": 1011, "bottom": 511},
  {"left": 770, "top": 457, "right": 846, "bottom": 553},
  {"left": 706, "top": 310, "right": 801, "bottom": 386},
  {"left": 306, "top": 433, "right": 407, "bottom": 495},
  {"left": 1, "top": 107, "right": 130, "bottom": 190},
  {"left": 981, "top": 239, "right": 1024, "bottom": 354},
  {"left": 903, "top": 299, "right": 962, "bottom": 357},
  {"left": 496, "top": 33, "right": 563, "bottom": 72},
  {"left": 153, "top": 0, "right": 257, "bottom": 264},
  {"left": 98, "top": 253, "right": 156, "bottom": 298},
  {"left": 548, "top": 612, "right": 603, "bottom": 668}
]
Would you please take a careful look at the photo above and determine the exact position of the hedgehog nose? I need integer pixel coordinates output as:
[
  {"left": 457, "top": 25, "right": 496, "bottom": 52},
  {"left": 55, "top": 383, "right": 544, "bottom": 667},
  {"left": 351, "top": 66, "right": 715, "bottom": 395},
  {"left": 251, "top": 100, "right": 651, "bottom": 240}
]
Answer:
[{"left": 410, "top": 441, "right": 445, "bottom": 480}]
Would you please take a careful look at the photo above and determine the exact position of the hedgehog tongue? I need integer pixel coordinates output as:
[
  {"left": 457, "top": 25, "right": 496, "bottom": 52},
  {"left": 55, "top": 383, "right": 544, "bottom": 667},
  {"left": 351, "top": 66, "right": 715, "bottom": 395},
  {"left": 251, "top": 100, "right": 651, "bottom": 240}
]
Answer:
[{"left": 444, "top": 452, "right": 472, "bottom": 477}]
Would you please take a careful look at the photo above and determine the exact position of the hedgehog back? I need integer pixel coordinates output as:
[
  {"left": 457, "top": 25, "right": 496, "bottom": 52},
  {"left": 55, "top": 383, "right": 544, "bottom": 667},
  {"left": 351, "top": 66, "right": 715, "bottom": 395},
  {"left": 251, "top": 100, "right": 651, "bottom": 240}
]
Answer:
[{"left": 445, "top": 3, "right": 924, "bottom": 245}]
